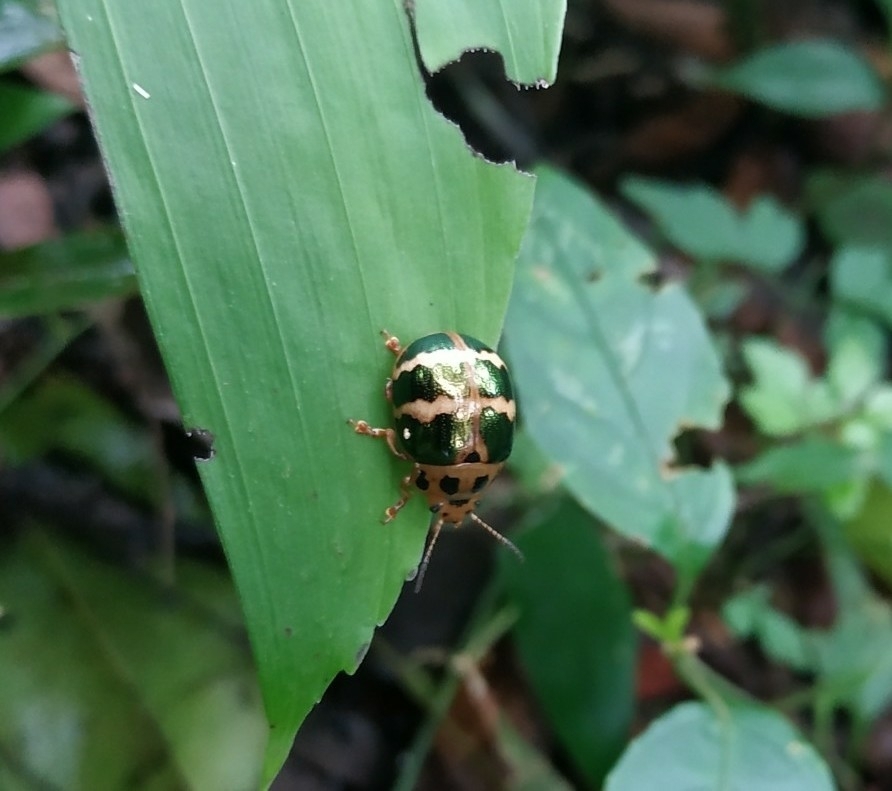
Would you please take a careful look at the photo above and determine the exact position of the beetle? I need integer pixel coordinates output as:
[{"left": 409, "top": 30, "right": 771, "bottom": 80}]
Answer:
[{"left": 350, "top": 330, "right": 521, "bottom": 590}]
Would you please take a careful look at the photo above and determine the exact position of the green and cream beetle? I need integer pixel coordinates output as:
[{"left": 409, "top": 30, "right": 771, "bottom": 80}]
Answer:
[{"left": 351, "top": 330, "right": 521, "bottom": 590}]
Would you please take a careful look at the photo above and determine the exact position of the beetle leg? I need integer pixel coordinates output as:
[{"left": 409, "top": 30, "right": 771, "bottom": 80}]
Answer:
[
  {"left": 382, "top": 468, "right": 416, "bottom": 524},
  {"left": 380, "top": 329, "right": 402, "bottom": 356},
  {"left": 349, "top": 420, "right": 407, "bottom": 460}
]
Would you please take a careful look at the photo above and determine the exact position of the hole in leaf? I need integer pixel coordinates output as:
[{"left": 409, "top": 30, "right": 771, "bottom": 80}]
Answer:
[
  {"left": 403, "top": 8, "right": 544, "bottom": 167},
  {"left": 184, "top": 427, "right": 215, "bottom": 461},
  {"left": 423, "top": 50, "right": 538, "bottom": 165},
  {"left": 669, "top": 428, "right": 714, "bottom": 471}
]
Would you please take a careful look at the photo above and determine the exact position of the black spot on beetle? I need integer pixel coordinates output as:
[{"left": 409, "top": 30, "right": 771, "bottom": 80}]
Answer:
[
  {"left": 451, "top": 499, "right": 471, "bottom": 508},
  {"left": 416, "top": 470, "right": 430, "bottom": 491},
  {"left": 465, "top": 451, "right": 481, "bottom": 463},
  {"left": 472, "top": 475, "right": 489, "bottom": 492},
  {"left": 439, "top": 476, "right": 460, "bottom": 495}
]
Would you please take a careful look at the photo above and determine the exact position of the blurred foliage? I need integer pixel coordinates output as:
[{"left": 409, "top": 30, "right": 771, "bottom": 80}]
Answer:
[
  {"left": 705, "top": 39, "right": 884, "bottom": 117},
  {"left": 0, "top": 0, "right": 62, "bottom": 72},
  {"left": 605, "top": 702, "right": 834, "bottom": 790},
  {"left": 0, "top": 229, "right": 135, "bottom": 316},
  {"left": 0, "top": 530, "right": 266, "bottom": 791},
  {"left": 0, "top": 79, "right": 71, "bottom": 152},
  {"left": 621, "top": 176, "right": 804, "bottom": 272},
  {"left": 502, "top": 497, "right": 635, "bottom": 786}
]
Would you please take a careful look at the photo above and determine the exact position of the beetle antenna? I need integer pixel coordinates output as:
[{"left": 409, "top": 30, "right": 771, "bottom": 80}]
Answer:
[
  {"left": 415, "top": 517, "right": 444, "bottom": 592},
  {"left": 468, "top": 513, "right": 524, "bottom": 561}
]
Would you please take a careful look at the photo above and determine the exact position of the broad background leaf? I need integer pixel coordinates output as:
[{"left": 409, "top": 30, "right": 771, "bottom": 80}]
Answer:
[
  {"left": 505, "top": 168, "right": 734, "bottom": 591},
  {"left": 55, "top": 0, "right": 565, "bottom": 777},
  {"left": 605, "top": 702, "right": 834, "bottom": 790},
  {"left": 707, "top": 39, "right": 884, "bottom": 117},
  {"left": 502, "top": 497, "right": 635, "bottom": 787}
]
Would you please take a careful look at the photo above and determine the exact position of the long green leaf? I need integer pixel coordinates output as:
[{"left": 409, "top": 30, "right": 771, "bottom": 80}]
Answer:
[
  {"left": 503, "top": 497, "right": 635, "bottom": 787},
  {"left": 55, "top": 0, "right": 563, "bottom": 778}
]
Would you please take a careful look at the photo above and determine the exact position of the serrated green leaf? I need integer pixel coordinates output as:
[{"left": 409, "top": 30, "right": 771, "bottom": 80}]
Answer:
[
  {"left": 723, "top": 587, "right": 815, "bottom": 671},
  {"left": 825, "top": 309, "right": 886, "bottom": 405},
  {"left": 0, "top": 0, "right": 63, "bottom": 72},
  {"left": 0, "top": 530, "right": 265, "bottom": 791},
  {"left": 413, "top": 0, "right": 565, "bottom": 84},
  {"left": 726, "top": 535, "right": 892, "bottom": 724},
  {"left": 830, "top": 247, "right": 892, "bottom": 328},
  {"left": 0, "top": 228, "right": 135, "bottom": 316},
  {"left": 807, "top": 170, "right": 892, "bottom": 249},
  {"left": 505, "top": 168, "right": 734, "bottom": 591},
  {"left": 56, "top": 0, "right": 551, "bottom": 776},
  {"left": 621, "top": 176, "right": 803, "bottom": 271},
  {"left": 502, "top": 498, "right": 635, "bottom": 787},
  {"left": 0, "top": 78, "right": 73, "bottom": 151},
  {"left": 605, "top": 702, "right": 833, "bottom": 791},
  {"left": 741, "top": 312, "right": 886, "bottom": 439},
  {"left": 739, "top": 339, "right": 838, "bottom": 436},
  {"left": 708, "top": 39, "right": 884, "bottom": 118}
]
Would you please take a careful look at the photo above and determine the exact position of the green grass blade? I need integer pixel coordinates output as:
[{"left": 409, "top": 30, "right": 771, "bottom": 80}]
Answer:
[
  {"left": 0, "top": 228, "right": 134, "bottom": 316},
  {"left": 55, "top": 0, "right": 557, "bottom": 777},
  {"left": 0, "top": 79, "right": 73, "bottom": 151}
]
